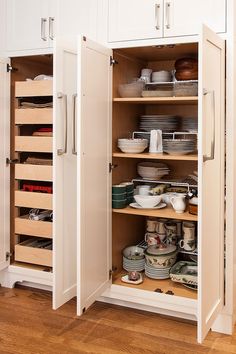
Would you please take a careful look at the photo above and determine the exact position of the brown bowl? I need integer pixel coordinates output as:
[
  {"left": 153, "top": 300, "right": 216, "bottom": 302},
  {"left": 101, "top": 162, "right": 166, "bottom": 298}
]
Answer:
[
  {"left": 175, "top": 58, "right": 198, "bottom": 71},
  {"left": 189, "top": 204, "right": 198, "bottom": 215},
  {"left": 175, "top": 70, "right": 198, "bottom": 81}
]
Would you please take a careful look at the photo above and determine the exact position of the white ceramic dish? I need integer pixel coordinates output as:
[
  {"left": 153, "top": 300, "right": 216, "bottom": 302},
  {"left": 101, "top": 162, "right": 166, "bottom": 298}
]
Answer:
[
  {"left": 130, "top": 202, "right": 167, "bottom": 210},
  {"left": 134, "top": 195, "right": 162, "bottom": 208}
]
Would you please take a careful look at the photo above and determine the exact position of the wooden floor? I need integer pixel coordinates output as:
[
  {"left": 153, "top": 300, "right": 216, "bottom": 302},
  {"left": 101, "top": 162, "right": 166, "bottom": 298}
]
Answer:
[{"left": 0, "top": 287, "right": 235, "bottom": 354}]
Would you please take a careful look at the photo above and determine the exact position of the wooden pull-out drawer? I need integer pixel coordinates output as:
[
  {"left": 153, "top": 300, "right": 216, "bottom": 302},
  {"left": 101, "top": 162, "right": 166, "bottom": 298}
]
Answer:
[
  {"left": 15, "top": 108, "right": 53, "bottom": 125},
  {"left": 15, "top": 81, "right": 53, "bottom": 97},
  {"left": 15, "top": 239, "right": 52, "bottom": 267},
  {"left": 15, "top": 216, "right": 52, "bottom": 238},
  {"left": 15, "top": 136, "right": 53, "bottom": 153},
  {"left": 15, "top": 191, "right": 52, "bottom": 209},
  {"left": 15, "top": 164, "right": 53, "bottom": 182}
]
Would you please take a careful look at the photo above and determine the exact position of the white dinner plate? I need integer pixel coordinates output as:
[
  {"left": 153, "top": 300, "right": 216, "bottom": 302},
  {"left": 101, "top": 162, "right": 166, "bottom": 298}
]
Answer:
[{"left": 129, "top": 202, "right": 167, "bottom": 210}]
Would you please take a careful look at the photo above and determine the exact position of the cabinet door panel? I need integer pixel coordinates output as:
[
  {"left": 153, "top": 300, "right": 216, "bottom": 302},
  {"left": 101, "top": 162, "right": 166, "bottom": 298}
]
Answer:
[
  {"left": 109, "top": 0, "right": 163, "bottom": 42},
  {"left": 198, "top": 25, "right": 225, "bottom": 342},
  {"left": 77, "top": 37, "right": 112, "bottom": 314},
  {"left": 0, "top": 58, "right": 10, "bottom": 271},
  {"left": 164, "top": 0, "right": 226, "bottom": 37},
  {"left": 6, "top": 0, "right": 50, "bottom": 51},
  {"left": 53, "top": 37, "right": 77, "bottom": 309}
]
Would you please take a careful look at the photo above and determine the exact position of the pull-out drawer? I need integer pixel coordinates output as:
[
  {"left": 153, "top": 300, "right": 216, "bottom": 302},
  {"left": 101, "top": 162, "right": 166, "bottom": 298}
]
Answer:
[
  {"left": 15, "top": 239, "right": 52, "bottom": 267},
  {"left": 15, "top": 108, "right": 53, "bottom": 125},
  {"left": 15, "top": 136, "right": 53, "bottom": 153},
  {"left": 15, "top": 216, "right": 52, "bottom": 238},
  {"left": 15, "top": 191, "right": 52, "bottom": 209},
  {"left": 15, "top": 164, "right": 53, "bottom": 182},
  {"left": 15, "top": 81, "right": 53, "bottom": 97}
]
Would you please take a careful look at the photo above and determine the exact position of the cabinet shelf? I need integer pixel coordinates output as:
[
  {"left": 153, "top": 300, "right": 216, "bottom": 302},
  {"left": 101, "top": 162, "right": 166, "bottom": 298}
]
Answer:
[
  {"left": 113, "top": 206, "right": 197, "bottom": 221},
  {"left": 113, "top": 97, "right": 198, "bottom": 105},
  {"left": 113, "top": 152, "right": 198, "bottom": 161}
]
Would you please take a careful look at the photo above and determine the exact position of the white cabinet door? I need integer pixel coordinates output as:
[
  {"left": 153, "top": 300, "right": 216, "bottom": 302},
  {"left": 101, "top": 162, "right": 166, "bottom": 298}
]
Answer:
[
  {"left": 0, "top": 58, "right": 10, "bottom": 272},
  {"left": 77, "top": 37, "right": 112, "bottom": 315},
  {"left": 6, "top": 0, "right": 51, "bottom": 51},
  {"left": 53, "top": 37, "right": 77, "bottom": 309},
  {"left": 109, "top": 0, "right": 163, "bottom": 42},
  {"left": 164, "top": 0, "right": 226, "bottom": 38},
  {"left": 198, "top": 25, "right": 225, "bottom": 342}
]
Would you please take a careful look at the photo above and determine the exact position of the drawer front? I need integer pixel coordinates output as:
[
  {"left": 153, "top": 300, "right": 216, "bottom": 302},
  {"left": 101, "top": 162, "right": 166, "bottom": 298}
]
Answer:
[
  {"left": 15, "top": 108, "right": 53, "bottom": 125},
  {"left": 15, "top": 191, "right": 52, "bottom": 210},
  {"left": 15, "top": 217, "right": 52, "bottom": 238},
  {"left": 15, "top": 81, "right": 53, "bottom": 97},
  {"left": 15, "top": 244, "right": 52, "bottom": 267},
  {"left": 15, "top": 164, "right": 53, "bottom": 182},
  {"left": 15, "top": 136, "right": 53, "bottom": 153}
]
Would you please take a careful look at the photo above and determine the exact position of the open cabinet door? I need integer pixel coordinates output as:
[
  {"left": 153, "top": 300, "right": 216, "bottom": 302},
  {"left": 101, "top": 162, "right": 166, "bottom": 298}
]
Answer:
[
  {"left": 198, "top": 25, "right": 225, "bottom": 342},
  {"left": 77, "top": 37, "right": 112, "bottom": 315},
  {"left": 0, "top": 58, "right": 10, "bottom": 272},
  {"left": 53, "top": 37, "right": 77, "bottom": 309}
]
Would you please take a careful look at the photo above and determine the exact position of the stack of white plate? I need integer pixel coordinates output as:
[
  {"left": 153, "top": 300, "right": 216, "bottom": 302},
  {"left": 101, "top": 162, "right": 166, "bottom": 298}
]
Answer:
[
  {"left": 139, "top": 115, "right": 179, "bottom": 132},
  {"left": 181, "top": 117, "right": 198, "bottom": 132},
  {"left": 118, "top": 138, "right": 148, "bottom": 153},
  {"left": 137, "top": 161, "right": 170, "bottom": 180},
  {"left": 145, "top": 263, "right": 171, "bottom": 279},
  {"left": 123, "top": 256, "right": 145, "bottom": 272},
  {"left": 163, "top": 139, "right": 197, "bottom": 155}
]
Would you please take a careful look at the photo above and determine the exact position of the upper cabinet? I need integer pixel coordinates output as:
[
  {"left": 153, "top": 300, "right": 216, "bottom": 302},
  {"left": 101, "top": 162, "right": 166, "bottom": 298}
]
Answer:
[{"left": 108, "top": 0, "right": 226, "bottom": 42}]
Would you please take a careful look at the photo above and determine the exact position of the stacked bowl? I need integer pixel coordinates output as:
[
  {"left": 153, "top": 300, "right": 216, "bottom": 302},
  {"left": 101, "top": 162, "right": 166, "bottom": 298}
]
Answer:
[
  {"left": 137, "top": 162, "right": 170, "bottom": 180},
  {"left": 112, "top": 182, "right": 134, "bottom": 208},
  {"left": 118, "top": 138, "right": 148, "bottom": 154},
  {"left": 123, "top": 246, "right": 145, "bottom": 272},
  {"left": 163, "top": 139, "right": 197, "bottom": 155}
]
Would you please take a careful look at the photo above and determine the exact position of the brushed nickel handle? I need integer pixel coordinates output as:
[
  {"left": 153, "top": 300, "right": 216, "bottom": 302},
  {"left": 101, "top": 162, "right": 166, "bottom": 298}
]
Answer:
[
  {"left": 72, "top": 93, "right": 77, "bottom": 155},
  {"left": 155, "top": 3, "right": 161, "bottom": 30},
  {"left": 41, "top": 18, "right": 47, "bottom": 41},
  {"left": 165, "top": 2, "right": 171, "bottom": 29},
  {"left": 49, "top": 17, "right": 55, "bottom": 40},
  {"left": 57, "top": 92, "right": 68, "bottom": 156},
  {"left": 203, "top": 90, "right": 215, "bottom": 162}
]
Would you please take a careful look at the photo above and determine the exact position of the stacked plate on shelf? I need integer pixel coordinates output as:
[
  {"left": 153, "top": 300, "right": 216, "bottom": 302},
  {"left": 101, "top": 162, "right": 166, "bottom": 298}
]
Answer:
[
  {"left": 181, "top": 117, "right": 198, "bottom": 132},
  {"left": 163, "top": 139, "right": 197, "bottom": 155},
  {"left": 145, "top": 263, "right": 171, "bottom": 280},
  {"left": 137, "top": 161, "right": 170, "bottom": 180},
  {"left": 139, "top": 115, "right": 179, "bottom": 132}
]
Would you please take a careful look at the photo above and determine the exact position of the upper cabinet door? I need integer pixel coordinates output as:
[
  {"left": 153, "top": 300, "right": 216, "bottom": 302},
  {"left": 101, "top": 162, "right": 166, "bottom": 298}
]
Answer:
[
  {"left": 53, "top": 37, "right": 77, "bottom": 309},
  {"left": 6, "top": 0, "right": 51, "bottom": 51},
  {"left": 163, "top": 0, "right": 226, "bottom": 38},
  {"left": 108, "top": 0, "right": 163, "bottom": 42},
  {"left": 77, "top": 37, "right": 112, "bottom": 315},
  {"left": 198, "top": 25, "right": 225, "bottom": 343},
  {"left": 0, "top": 58, "right": 10, "bottom": 271}
]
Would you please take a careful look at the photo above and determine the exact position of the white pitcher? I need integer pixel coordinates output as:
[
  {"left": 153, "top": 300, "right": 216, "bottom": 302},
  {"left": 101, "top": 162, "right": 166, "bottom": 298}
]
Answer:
[{"left": 170, "top": 195, "right": 186, "bottom": 214}]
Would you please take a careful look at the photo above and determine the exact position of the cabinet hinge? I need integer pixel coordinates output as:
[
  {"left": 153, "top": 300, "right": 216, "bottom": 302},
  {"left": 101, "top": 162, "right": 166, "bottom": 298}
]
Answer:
[
  {"left": 7, "top": 64, "right": 17, "bottom": 72},
  {"left": 109, "top": 267, "right": 117, "bottom": 280},
  {"left": 6, "top": 252, "right": 12, "bottom": 261},
  {"left": 6, "top": 158, "right": 19, "bottom": 166},
  {"left": 110, "top": 56, "right": 118, "bottom": 66},
  {"left": 109, "top": 163, "right": 118, "bottom": 173}
]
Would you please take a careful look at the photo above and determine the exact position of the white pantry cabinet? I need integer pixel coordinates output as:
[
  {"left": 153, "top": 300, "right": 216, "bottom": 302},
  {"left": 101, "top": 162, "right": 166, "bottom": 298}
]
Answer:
[
  {"left": 108, "top": 0, "right": 226, "bottom": 42},
  {"left": 76, "top": 25, "right": 225, "bottom": 343}
]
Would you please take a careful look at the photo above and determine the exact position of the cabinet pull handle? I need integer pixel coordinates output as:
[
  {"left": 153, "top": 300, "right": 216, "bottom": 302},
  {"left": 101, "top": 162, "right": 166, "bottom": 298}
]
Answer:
[
  {"left": 165, "top": 2, "right": 171, "bottom": 29},
  {"left": 49, "top": 17, "right": 55, "bottom": 40},
  {"left": 203, "top": 90, "right": 215, "bottom": 162},
  {"left": 72, "top": 93, "right": 77, "bottom": 155},
  {"left": 57, "top": 92, "right": 68, "bottom": 155},
  {"left": 41, "top": 18, "right": 47, "bottom": 41},
  {"left": 155, "top": 3, "right": 160, "bottom": 30}
]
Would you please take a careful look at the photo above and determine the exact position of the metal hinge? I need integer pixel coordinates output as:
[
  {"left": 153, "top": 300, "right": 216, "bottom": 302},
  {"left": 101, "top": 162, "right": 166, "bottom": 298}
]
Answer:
[
  {"left": 110, "top": 56, "right": 118, "bottom": 66},
  {"left": 6, "top": 252, "right": 12, "bottom": 261},
  {"left": 7, "top": 64, "right": 17, "bottom": 72},
  {"left": 6, "top": 158, "right": 19, "bottom": 166},
  {"left": 109, "top": 267, "right": 117, "bottom": 279},
  {"left": 109, "top": 163, "right": 118, "bottom": 173}
]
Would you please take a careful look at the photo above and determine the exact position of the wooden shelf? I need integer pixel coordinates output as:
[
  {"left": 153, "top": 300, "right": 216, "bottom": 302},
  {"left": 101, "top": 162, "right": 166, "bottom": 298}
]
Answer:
[
  {"left": 15, "top": 191, "right": 52, "bottom": 210},
  {"left": 15, "top": 108, "right": 53, "bottom": 125},
  {"left": 15, "top": 164, "right": 53, "bottom": 182},
  {"left": 113, "top": 97, "right": 198, "bottom": 105},
  {"left": 15, "top": 216, "right": 52, "bottom": 239},
  {"left": 113, "top": 152, "right": 198, "bottom": 161},
  {"left": 113, "top": 206, "right": 197, "bottom": 221},
  {"left": 113, "top": 272, "right": 197, "bottom": 300}
]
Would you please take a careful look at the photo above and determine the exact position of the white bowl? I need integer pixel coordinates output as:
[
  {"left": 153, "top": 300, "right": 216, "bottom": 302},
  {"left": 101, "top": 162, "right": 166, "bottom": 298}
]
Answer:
[
  {"left": 134, "top": 195, "right": 162, "bottom": 208},
  {"left": 118, "top": 146, "right": 147, "bottom": 153},
  {"left": 118, "top": 82, "right": 144, "bottom": 98}
]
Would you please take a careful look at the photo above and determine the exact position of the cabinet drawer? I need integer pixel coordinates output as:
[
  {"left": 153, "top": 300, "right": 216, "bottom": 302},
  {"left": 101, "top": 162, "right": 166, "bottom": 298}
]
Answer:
[
  {"left": 15, "top": 240, "right": 52, "bottom": 267},
  {"left": 15, "top": 164, "right": 53, "bottom": 182},
  {"left": 15, "top": 217, "right": 52, "bottom": 238},
  {"left": 15, "top": 108, "right": 53, "bottom": 125},
  {"left": 15, "top": 191, "right": 52, "bottom": 209},
  {"left": 15, "top": 81, "right": 53, "bottom": 97},
  {"left": 15, "top": 136, "right": 53, "bottom": 153}
]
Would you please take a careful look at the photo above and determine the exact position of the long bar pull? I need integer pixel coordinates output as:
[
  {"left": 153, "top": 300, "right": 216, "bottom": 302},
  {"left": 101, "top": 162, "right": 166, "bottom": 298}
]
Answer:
[
  {"left": 72, "top": 93, "right": 77, "bottom": 155},
  {"left": 49, "top": 17, "right": 55, "bottom": 40},
  {"left": 41, "top": 18, "right": 47, "bottom": 41},
  {"left": 203, "top": 90, "right": 215, "bottom": 162},
  {"left": 165, "top": 2, "right": 171, "bottom": 29},
  {"left": 155, "top": 4, "right": 161, "bottom": 30},
  {"left": 57, "top": 92, "right": 68, "bottom": 156}
]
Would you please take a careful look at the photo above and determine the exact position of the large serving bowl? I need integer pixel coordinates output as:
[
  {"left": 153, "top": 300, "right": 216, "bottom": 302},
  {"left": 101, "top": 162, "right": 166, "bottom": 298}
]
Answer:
[
  {"left": 137, "top": 161, "right": 169, "bottom": 180},
  {"left": 123, "top": 246, "right": 145, "bottom": 260},
  {"left": 144, "top": 244, "right": 178, "bottom": 269},
  {"left": 134, "top": 195, "right": 162, "bottom": 208},
  {"left": 118, "top": 138, "right": 148, "bottom": 153}
]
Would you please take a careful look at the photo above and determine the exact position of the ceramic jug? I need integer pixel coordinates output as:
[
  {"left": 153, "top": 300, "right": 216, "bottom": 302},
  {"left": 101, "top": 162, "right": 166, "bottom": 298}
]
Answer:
[{"left": 170, "top": 195, "right": 186, "bottom": 214}]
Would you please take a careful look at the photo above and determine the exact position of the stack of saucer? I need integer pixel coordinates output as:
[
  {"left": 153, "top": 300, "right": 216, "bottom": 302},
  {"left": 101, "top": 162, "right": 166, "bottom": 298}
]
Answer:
[
  {"left": 123, "top": 246, "right": 145, "bottom": 272},
  {"left": 145, "top": 263, "right": 171, "bottom": 279}
]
